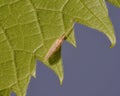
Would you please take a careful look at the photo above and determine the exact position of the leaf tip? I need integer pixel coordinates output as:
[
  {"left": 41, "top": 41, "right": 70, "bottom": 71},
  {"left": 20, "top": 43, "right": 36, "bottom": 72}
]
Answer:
[
  {"left": 58, "top": 71, "right": 64, "bottom": 86},
  {"left": 109, "top": 33, "right": 116, "bottom": 48},
  {"left": 105, "top": 31, "right": 116, "bottom": 48},
  {"left": 109, "top": 40, "right": 116, "bottom": 48},
  {"left": 32, "top": 71, "right": 36, "bottom": 78},
  {"left": 59, "top": 76, "right": 64, "bottom": 85}
]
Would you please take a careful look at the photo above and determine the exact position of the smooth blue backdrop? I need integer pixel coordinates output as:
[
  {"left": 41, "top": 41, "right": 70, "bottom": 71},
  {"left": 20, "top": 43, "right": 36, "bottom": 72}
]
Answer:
[{"left": 12, "top": 2, "right": 120, "bottom": 96}]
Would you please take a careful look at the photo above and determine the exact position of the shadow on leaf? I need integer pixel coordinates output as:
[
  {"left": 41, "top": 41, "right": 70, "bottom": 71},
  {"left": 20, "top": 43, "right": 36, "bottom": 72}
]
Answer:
[{"left": 48, "top": 48, "right": 61, "bottom": 65}]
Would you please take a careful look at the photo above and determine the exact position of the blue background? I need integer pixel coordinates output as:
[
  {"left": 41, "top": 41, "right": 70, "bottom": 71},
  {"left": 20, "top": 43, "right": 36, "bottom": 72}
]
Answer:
[{"left": 12, "top": 3, "right": 120, "bottom": 96}]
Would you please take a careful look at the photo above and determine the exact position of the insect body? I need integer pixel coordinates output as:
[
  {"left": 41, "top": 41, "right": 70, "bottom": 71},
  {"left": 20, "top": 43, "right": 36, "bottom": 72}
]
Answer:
[{"left": 44, "top": 33, "right": 66, "bottom": 61}]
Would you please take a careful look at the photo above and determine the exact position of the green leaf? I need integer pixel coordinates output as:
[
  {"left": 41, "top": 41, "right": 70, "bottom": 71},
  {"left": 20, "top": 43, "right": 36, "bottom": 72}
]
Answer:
[
  {"left": 0, "top": 0, "right": 116, "bottom": 96},
  {"left": 107, "top": 0, "right": 120, "bottom": 7},
  {"left": 66, "top": 29, "right": 76, "bottom": 47},
  {"left": 0, "top": 89, "right": 11, "bottom": 96},
  {"left": 11, "top": 76, "right": 31, "bottom": 96}
]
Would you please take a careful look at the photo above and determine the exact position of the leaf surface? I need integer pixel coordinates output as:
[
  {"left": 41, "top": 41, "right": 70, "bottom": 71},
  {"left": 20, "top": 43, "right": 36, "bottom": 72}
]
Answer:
[
  {"left": 0, "top": 0, "right": 116, "bottom": 96},
  {"left": 107, "top": 0, "right": 120, "bottom": 7}
]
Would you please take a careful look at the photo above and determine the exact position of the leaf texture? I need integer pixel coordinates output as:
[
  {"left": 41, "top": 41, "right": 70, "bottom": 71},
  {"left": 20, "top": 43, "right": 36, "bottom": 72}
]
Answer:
[
  {"left": 108, "top": 0, "right": 120, "bottom": 7},
  {"left": 0, "top": 0, "right": 116, "bottom": 96}
]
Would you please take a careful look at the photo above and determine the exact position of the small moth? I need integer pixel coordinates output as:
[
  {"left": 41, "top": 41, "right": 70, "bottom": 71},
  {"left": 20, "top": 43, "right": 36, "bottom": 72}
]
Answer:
[{"left": 44, "top": 33, "right": 66, "bottom": 61}]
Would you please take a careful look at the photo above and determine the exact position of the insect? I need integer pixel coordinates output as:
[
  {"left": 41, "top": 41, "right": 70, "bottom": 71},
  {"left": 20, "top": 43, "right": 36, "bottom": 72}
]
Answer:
[{"left": 44, "top": 33, "right": 66, "bottom": 61}]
